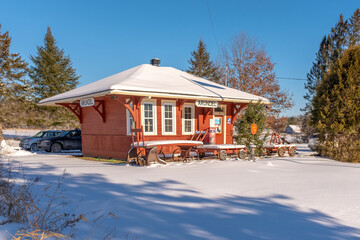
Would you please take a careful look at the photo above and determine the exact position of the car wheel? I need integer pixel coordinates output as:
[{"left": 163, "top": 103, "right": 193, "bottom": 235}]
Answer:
[
  {"left": 51, "top": 143, "right": 62, "bottom": 153},
  {"left": 30, "top": 143, "right": 39, "bottom": 152}
]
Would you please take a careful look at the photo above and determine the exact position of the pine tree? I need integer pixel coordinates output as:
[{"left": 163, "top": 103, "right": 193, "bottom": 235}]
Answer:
[
  {"left": 187, "top": 39, "right": 220, "bottom": 82},
  {"left": 303, "top": 36, "right": 331, "bottom": 111},
  {"left": 235, "top": 102, "right": 267, "bottom": 156},
  {"left": 29, "top": 26, "right": 80, "bottom": 127},
  {"left": 30, "top": 26, "right": 80, "bottom": 102},
  {"left": 348, "top": 9, "right": 360, "bottom": 47},
  {"left": 0, "top": 25, "right": 29, "bottom": 132},
  {"left": 311, "top": 46, "right": 360, "bottom": 162}
]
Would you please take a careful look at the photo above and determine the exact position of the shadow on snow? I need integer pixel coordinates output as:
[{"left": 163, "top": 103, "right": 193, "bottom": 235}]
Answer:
[{"left": 9, "top": 160, "right": 360, "bottom": 240}]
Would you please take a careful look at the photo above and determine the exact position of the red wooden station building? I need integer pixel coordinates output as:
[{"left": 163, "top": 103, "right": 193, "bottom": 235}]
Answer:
[{"left": 40, "top": 59, "right": 270, "bottom": 160}]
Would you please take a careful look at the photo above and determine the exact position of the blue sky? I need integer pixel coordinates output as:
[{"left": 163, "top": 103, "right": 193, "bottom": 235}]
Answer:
[{"left": 1, "top": 0, "right": 359, "bottom": 116}]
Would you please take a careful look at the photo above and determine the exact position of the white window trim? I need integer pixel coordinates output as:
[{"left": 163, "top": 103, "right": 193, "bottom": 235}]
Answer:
[
  {"left": 161, "top": 100, "right": 176, "bottom": 135},
  {"left": 141, "top": 99, "right": 157, "bottom": 135},
  {"left": 182, "top": 103, "right": 195, "bottom": 135},
  {"left": 126, "top": 100, "right": 134, "bottom": 136}
]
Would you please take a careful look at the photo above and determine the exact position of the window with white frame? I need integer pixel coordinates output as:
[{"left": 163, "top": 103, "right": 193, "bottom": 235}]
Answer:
[
  {"left": 162, "top": 102, "right": 176, "bottom": 135},
  {"left": 126, "top": 101, "right": 134, "bottom": 135},
  {"left": 142, "top": 101, "right": 157, "bottom": 135},
  {"left": 182, "top": 104, "right": 194, "bottom": 134}
]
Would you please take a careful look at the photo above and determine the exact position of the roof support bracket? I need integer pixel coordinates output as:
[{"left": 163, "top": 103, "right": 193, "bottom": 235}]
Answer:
[
  {"left": 92, "top": 100, "right": 105, "bottom": 122},
  {"left": 112, "top": 95, "right": 143, "bottom": 127},
  {"left": 57, "top": 103, "right": 82, "bottom": 123},
  {"left": 178, "top": 99, "right": 186, "bottom": 111},
  {"left": 231, "top": 103, "right": 247, "bottom": 124}
]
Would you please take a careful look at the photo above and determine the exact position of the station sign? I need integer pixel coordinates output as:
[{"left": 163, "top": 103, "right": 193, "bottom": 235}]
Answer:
[
  {"left": 80, "top": 98, "right": 95, "bottom": 107},
  {"left": 195, "top": 100, "right": 218, "bottom": 108}
]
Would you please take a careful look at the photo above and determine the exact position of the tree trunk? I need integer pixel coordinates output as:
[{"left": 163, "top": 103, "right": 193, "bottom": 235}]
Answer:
[{"left": 0, "top": 123, "right": 3, "bottom": 142}]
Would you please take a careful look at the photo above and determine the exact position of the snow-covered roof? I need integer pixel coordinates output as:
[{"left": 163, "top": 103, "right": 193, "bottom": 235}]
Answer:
[
  {"left": 286, "top": 125, "right": 301, "bottom": 133},
  {"left": 39, "top": 64, "right": 271, "bottom": 105}
]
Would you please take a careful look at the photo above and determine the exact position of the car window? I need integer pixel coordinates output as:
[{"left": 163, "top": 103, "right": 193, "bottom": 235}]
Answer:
[
  {"left": 67, "top": 131, "right": 80, "bottom": 137},
  {"left": 46, "top": 132, "right": 56, "bottom": 137},
  {"left": 54, "top": 132, "right": 62, "bottom": 136},
  {"left": 33, "top": 131, "right": 44, "bottom": 138}
]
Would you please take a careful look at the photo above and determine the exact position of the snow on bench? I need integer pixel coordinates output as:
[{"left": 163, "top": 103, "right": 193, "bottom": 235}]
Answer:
[
  {"left": 197, "top": 144, "right": 246, "bottom": 150},
  {"left": 131, "top": 140, "right": 204, "bottom": 147},
  {"left": 264, "top": 144, "right": 296, "bottom": 148}
]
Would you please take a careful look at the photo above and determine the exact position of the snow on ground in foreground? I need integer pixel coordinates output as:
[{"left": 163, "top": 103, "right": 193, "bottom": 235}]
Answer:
[{"left": 1, "top": 151, "right": 360, "bottom": 240}]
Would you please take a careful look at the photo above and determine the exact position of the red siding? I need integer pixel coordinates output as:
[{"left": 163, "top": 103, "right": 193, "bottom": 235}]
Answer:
[{"left": 79, "top": 95, "right": 238, "bottom": 160}]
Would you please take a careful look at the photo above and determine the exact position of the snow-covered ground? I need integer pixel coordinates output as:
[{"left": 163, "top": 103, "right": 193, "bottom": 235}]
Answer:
[{"left": 1, "top": 148, "right": 360, "bottom": 240}]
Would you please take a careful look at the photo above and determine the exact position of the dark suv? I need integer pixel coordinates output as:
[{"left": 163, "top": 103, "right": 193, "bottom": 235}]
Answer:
[
  {"left": 19, "top": 130, "right": 64, "bottom": 151},
  {"left": 37, "top": 129, "right": 82, "bottom": 153}
]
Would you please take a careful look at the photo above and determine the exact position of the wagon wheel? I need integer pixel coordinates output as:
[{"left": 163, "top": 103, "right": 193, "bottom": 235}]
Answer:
[
  {"left": 136, "top": 149, "right": 147, "bottom": 166},
  {"left": 265, "top": 149, "right": 272, "bottom": 156},
  {"left": 183, "top": 149, "right": 194, "bottom": 163},
  {"left": 288, "top": 146, "right": 296, "bottom": 157},
  {"left": 238, "top": 149, "right": 246, "bottom": 159},
  {"left": 277, "top": 147, "right": 286, "bottom": 157},
  {"left": 158, "top": 149, "right": 166, "bottom": 161},
  {"left": 172, "top": 147, "right": 182, "bottom": 161},
  {"left": 219, "top": 150, "right": 227, "bottom": 161}
]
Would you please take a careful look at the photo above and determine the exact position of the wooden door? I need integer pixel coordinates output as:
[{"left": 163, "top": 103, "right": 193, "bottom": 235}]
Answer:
[{"left": 214, "top": 116, "right": 224, "bottom": 144}]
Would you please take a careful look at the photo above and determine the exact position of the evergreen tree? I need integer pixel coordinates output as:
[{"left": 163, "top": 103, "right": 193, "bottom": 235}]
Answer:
[
  {"left": 348, "top": 9, "right": 360, "bottom": 47},
  {"left": 29, "top": 27, "right": 80, "bottom": 127},
  {"left": 329, "top": 14, "right": 348, "bottom": 63},
  {"left": 0, "top": 25, "right": 29, "bottom": 131},
  {"left": 187, "top": 39, "right": 220, "bottom": 82},
  {"left": 303, "top": 36, "right": 331, "bottom": 111},
  {"left": 30, "top": 26, "right": 80, "bottom": 102},
  {"left": 311, "top": 46, "right": 360, "bottom": 162},
  {"left": 235, "top": 102, "right": 267, "bottom": 156}
]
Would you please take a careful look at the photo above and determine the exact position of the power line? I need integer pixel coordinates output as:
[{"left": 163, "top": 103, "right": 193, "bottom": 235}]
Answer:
[
  {"left": 276, "top": 77, "right": 307, "bottom": 81},
  {"left": 205, "top": 0, "right": 220, "bottom": 53}
]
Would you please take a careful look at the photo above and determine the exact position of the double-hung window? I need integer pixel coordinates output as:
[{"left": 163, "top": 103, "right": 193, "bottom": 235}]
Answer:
[
  {"left": 162, "top": 101, "right": 176, "bottom": 135},
  {"left": 182, "top": 104, "right": 194, "bottom": 134},
  {"left": 142, "top": 100, "right": 157, "bottom": 135},
  {"left": 126, "top": 101, "right": 134, "bottom": 135}
]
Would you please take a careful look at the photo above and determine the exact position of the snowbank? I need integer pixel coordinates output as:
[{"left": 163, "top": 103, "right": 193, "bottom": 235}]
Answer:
[{"left": 0, "top": 140, "right": 33, "bottom": 156}]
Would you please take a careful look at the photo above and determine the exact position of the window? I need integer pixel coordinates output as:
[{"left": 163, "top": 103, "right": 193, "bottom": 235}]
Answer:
[
  {"left": 126, "top": 101, "right": 134, "bottom": 135},
  {"left": 162, "top": 101, "right": 176, "bottom": 135},
  {"left": 141, "top": 100, "right": 157, "bottom": 135},
  {"left": 182, "top": 104, "right": 194, "bottom": 134}
]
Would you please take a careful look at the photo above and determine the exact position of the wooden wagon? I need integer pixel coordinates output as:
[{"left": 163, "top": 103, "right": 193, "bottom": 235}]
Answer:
[
  {"left": 127, "top": 126, "right": 204, "bottom": 165},
  {"left": 264, "top": 133, "right": 296, "bottom": 157},
  {"left": 196, "top": 144, "right": 247, "bottom": 161}
]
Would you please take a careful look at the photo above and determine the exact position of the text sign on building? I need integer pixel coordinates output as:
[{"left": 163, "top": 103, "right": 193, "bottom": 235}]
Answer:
[
  {"left": 195, "top": 100, "right": 218, "bottom": 108},
  {"left": 80, "top": 98, "right": 95, "bottom": 107}
]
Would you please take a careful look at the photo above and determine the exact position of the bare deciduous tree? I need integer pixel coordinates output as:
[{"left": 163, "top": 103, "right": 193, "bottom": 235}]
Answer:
[{"left": 218, "top": 32, "right": 293, "bottom": 129}]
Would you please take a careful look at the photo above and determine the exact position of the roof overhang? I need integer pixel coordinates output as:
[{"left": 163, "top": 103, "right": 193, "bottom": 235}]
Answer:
[{"left": 39, "top": 89, "right": 273, "bottom": 106}]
